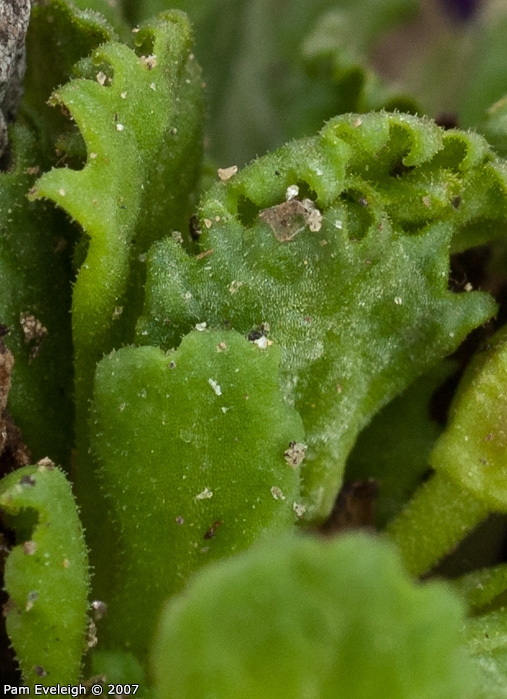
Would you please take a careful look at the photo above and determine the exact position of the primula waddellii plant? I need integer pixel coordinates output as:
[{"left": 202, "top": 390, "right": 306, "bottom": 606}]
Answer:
[{"left": 5, "top": 0, "right": 507, "bottom": 695}]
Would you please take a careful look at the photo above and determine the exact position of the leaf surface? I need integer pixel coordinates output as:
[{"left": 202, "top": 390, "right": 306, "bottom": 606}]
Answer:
[
  {"left": 0, "top": 463, "right": 89, "bottom": 687},
  {"left": 91, "top": 329, "right": 304, "bottom": 657},
  {"left": 138, "top": 111, "right": 502, "bottom": 521}
]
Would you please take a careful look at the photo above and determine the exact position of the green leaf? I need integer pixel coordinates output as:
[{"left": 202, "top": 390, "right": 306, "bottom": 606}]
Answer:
[
  {"left": 28, "top": 11, "right": 204, "bottom": 592},
  {"left": 465, "top": 610, "right": 507, "bottom": 699},
  {"left": 22, "top": 0, "right": 118, "bottom": 167},
  {"left": 458, "top": 4, "right": 507, "bottom": 129},
  {"left": 0, "top": 463, "right": 89, "bottom": 687},
  {"left": 137, "top": 111, "right": 500, "bottom": 522},
  {"left": 124, "top": 0, "right": 418, "bottom": 164},
  {"left": 478, "top": 96, "right": 507, "bottom": 158},
  {"left": 30, "top": 10, "right": 204, "bottom": 417},
  {"left": 452, "top": 564, "right": 507, "bottom": 614},
  {"left": 91, "top": 329, "right": 304, "bottom": 657},
  {"left": 387, "top": 324, "right": 507, "bottom": 576},
  {"left": 0, "top": 125, "right": 74, "bottom": 466},
  {"left": 152, "top": 532, "right": 477, "bottom": 699},
  {"left": 431, "top": 324, "right": 507, "bottom": 513}
]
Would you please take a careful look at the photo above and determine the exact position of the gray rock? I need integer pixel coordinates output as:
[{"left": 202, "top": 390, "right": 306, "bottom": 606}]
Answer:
[{"left": 0, "top": 0, "right": 31, "bottom": 158}]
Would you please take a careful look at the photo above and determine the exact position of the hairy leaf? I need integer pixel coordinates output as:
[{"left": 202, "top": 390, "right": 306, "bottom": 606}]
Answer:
[
  {"left": 431, "top": 324, "right": 507, "bottom": 513},
  {"left": 28, "top": 12, "right": 204, "bottom": 593},
  {"left": 387, "top": 324, "right": 507, "bottom": 576},
  {"left": 138, "top": 111, "right": 501, "bottom": 522},
  {"left": 0, "top": 462, "right": 89, "bottom": 686},
  {"left": 465, "top": 610, "right": 507, "bottom": 699},
  {"left": 91, "top": 329, "right": 304, "bottom": 657},
  {"left": 22, "top": 0, "right": 118, "bottom": 167},
  {"left": 123, "top": 0, "right": 418, "bottom": 164},
  {"left": 30, "top": 10, "right": 204, "bottom": 415},
  {"left": 152, "top": 532, "right": 476, "bottom": 699}
]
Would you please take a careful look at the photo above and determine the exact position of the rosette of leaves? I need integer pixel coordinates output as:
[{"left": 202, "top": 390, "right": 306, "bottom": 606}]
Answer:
[
  {"left": 152, "top": 532, "right": 477, "bottom": 699},
  {"left": 30, "top": 9, "right": 204, "bottom": 421},
  {"left": 28, "top": 9, "right": 205, "bottom": 586},
  {"left": 137, "top": 110, "right": 506, "bottom": 522}
]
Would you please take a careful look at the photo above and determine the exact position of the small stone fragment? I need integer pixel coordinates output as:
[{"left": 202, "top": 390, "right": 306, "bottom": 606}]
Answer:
[
  {"left": 22, "top": 540, "right": 37, "bottom": 555},
  {"left": 196, "top": 487, "right": 213, "bottom": 500},
  {"left": 284, "top": 442, "right": 307, "bottom": 468},
  {"left": 259, "top": 198, "right": 322, "bottom": 241},
  {"left": 217, "top": 165, "right": 238, "bottom": 181},
  {"left": 19, "top": 313, "right": 47, "bottom": 361}
]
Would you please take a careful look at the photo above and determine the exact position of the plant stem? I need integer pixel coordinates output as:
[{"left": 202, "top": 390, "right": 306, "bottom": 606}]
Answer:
[{"left": 386, "top": 470, "right": 489, "bottom": 577}]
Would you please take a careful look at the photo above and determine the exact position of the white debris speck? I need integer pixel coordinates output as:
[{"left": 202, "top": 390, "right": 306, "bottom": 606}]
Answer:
[
  {"left": 195, "top": 322, "right": 207, "bottom": 331},
  {"left": 120, "top": 91, "right": 127, "bottom": 99},
  {"left": 37, "top": 457, "right": 55, "bottom": 471},
  {"left": 203, "top": 218, "right": 212, "bottom": 229},
  {"left": 196, "top": 488, "right": 213, "bottom": 500},
  {"left": 449, "top": 332, "right": 455, "bottom": 338},
  {"left": 286, "top": 184, "right": 299, "bottom": 200},
  {"left": 254, "top": 335, "right": 272, "bottom": 350},
  {"left": 208, "top": 378, "right": 222, "bottom": 396},
  {"left": 23, "top": 541, "right": 37, "bottom": 555},
  {"left": 271, "top": 486, "right": 286, "bottom": 501},
  {"left": 228, "top": 279, "right": 243, "bottom": 294},
  {"left": 112, "top": 306, "right": 123, "bottom": 319},
  {"left": 305, "top": 204, "right": 322, "bottom": 232},
  {"left": 141, "top": 54, "right": 157, "bottom": 69},
  {"left": 116, "top": 123, "right": 124, "bottom": 132},
  {"left": 464, "top": 282, "right": 473, "bottom": 292},
  {"left": 138, "top": 253, "right": 147, "bottom": 263},
  {"left": 334, "top": 220, "right": 343, "bottom": 229},
  {"left": 150, "top": 82, "right": 156, "bottom": 90},
  {"left": 90, "top": 152, "right": 97, "bottom": 159},
  {"left": 58, "top": 188, "right": 66, "bottom": 197},
  {"left": 293, "top": 502, "right": 307, "bottom": 518},
  {"left": 217, "top": 165, "right": 238, "bottom": 181},
  {"left": 119, "top": 403, "right": 126, "bottom": 411},
  {"left": 394, "top": 297, "right": 403, "bottom": 305},
  {"left": 96, "top": 71, "right": 107, "bottom": 86}
]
